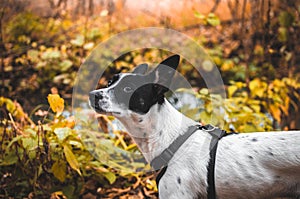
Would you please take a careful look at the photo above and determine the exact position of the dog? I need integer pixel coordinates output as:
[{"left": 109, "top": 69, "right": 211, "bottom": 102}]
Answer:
[{"left": 89, "top": 55, "right": 300, "bottom": 199}]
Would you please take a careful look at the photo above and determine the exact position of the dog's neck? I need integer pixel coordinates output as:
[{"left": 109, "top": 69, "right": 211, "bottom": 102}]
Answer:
[{"left": 116, "top": 99, "right": 197, "bottom": 162}]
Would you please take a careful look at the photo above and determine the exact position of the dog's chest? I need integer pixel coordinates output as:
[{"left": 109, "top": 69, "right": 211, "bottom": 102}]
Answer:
[{"left": 157, "top": 132, "right": 211, "bottom": 199}]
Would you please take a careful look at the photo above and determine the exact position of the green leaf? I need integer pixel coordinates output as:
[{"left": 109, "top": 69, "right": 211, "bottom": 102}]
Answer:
[
  {"left": 207, "top": 13, "right": 220, "bottom": 26},
  {"left": 4, "top": 98, "right": 16, "bottom": 113},
  {"left": 51, "top": 160, "right": 67, "bottom": 182},
  {"left": 54, "top": 127, "right": 71, "bottom": 142},
  {"left": 194, "top": 11, "right": 205, "bottom": 20},
  {"left": 278, "top": 27, "right": 288, "bottom": 42},
  {"left": 71, "top": 35, "right": 84, "bottom": 46},
  {"left": 0, "top": 151, "right": 19, "bottom": 166},
  {"left": 103, "top": 172, "right": 117, "bottom": 184},
  {"left": 62, "top": 185, "right": 75, "bottom": 199},
  {"left": 27, "top": 49, "right": 39, "bottom": 62},
  {"left": 63, "top": 144, "right": 81, "bottom": 175},
  {"left": 59, "top": 60, "right": 73, "bottom": 71},
  {"left": 22, "top": 137, "right": 37, "bottom": 149},
  {"left": 279, "top": 11, "right": 294, "bottom": 27},
  {"left": 86, "top": 28, "right": 101, "bottom": 40},
  {"left": 41, "top": 49, "right": 61, "bottom": 59},
  {"left": 199, "top": 88, "right": 209, "bottom": 95},
  {"left": 7, "top": 136, "right": 22, "bottom": 149},
  {"left": 131, "top": 162, "right": 146, "bottom": 169}
]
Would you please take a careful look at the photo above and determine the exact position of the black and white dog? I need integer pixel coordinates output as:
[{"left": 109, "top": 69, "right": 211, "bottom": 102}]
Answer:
[{"left": 89, "top": 55, "right": 300, "bottom": 199}]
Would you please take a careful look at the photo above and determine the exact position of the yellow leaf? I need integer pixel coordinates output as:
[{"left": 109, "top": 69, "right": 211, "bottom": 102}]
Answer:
[
  {"left": 199, "top": 111, "right": 211, "bottom": 124},
  {"left": 102, "top": 172, "right": 116, "bottom": 184},
  {"left": 249, "top": 78, "right": 260, "bottom": 92},
  {"left": 236, "top": 82, "right": 246, "bottom": 89},
  {"left": 221, "top": 60, "right": 234, "bottom": 71},
  {"left": 228, "top": 85, "right": 238, "bottom": 97},
  {"left": 269, "top": 105, "right": 281, "bottom": 123},
  {"left": 242, "top": 106, "right": 253, "bottom": 113},
  {"left": 63, "top": 144, "right": 81, "bottom": 175},
  {"left": 47, "top": 94, "right": 64, "bottom": 116},
  {"left": 51, "top": 160, "right": 66, "bottom": 182},
  {"left": 250, "top": 104, "right": 261, "bottom": 113}
]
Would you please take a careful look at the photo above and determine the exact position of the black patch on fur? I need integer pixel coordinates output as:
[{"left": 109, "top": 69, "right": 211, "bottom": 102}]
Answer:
[
  {"left": 177, "top": 177, "right": 181, "bottom": 184},
  {"left": 279, "top": 137, "right": 285, "bottom": 140},
  {"left": 251, "top": 138, "right": 258, "bottom": 142},
  {"left": 275, "top": 175, "right": 281, "bottom": 179},
  {"left": 107, "top": 55, "right": 180, "bottom": 114},
  {"left": 159, "top": 131, "right": 162, "bottom": 136},
  {"left": 269, "top": 152, "right": 274, "bottom": 156},
  {"left": 138, "top": 119, "right": 143, "bottom": 123},
  {"left": 111, "top": 74, "right": 161, "bottom": 114},
  {"left": 248, "top": 155, "right": 254, "bottom": 159},
  {"left": 246, "top": 175, "right": 252, "bottom": 179}
]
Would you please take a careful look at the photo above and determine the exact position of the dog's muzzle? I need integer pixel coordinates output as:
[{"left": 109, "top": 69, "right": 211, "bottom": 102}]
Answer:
[{"left": 89, "top": 90, "right": 105, "bottom": 112}]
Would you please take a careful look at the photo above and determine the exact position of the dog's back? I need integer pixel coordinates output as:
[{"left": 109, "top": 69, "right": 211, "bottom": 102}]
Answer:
[{"left": 216, "top": 131, "right": 300, "bottom": 198}]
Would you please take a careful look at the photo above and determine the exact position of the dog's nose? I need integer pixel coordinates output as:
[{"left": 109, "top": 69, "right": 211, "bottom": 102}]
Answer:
[
  {"left": 89, "top": 90, "right": 104, "bottom": 108},
  {"left": 89, "top": 90, "right": 103, "bottom": 100}
]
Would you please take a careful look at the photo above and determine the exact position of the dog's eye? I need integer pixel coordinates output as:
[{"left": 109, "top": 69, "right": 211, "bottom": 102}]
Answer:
[{"left": 123, "top": 86, "right": 133, "bottom": 93}]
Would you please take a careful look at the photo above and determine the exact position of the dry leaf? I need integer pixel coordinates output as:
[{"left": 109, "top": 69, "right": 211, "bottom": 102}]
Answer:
[{"left": 47, "top": 94, "right": 64, "bottom": 116}]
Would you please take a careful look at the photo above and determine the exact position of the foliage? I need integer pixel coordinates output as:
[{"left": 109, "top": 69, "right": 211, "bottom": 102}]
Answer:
[
  {"left": 194, "top": 12, "right": 221, "bottom": 27},
  {"left": 1, "top": 1, "right": 300, "bottom": 198},
  {"left": 0, "top": 95, "right": 156, "bottom": 198},
  {"left": 2, "top": 12, "right": 105, "bottom": 110},
  {"left": 176, "top": 77, "right": 300, "bottom": 132}
]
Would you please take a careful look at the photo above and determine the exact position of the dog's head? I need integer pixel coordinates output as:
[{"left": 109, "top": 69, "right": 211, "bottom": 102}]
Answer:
[{"left": 89, "top": 55, "right": 180, "bottom": 118}]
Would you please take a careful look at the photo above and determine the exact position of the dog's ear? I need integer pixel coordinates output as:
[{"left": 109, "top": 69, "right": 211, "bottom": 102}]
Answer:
[
  {"left": 151, "top": 54, "right": 180, "bottom": 95},
  {"left": 132, "top": 63, "right": 148, "bottom": 74}
]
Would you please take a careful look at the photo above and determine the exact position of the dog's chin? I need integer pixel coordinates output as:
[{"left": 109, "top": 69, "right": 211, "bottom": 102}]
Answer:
[
  {"left": 88, "top": 101, "right": 121, "bottom": 116},
  {"left": 93, "top": 107, "right": 121, "bottom": 116}
]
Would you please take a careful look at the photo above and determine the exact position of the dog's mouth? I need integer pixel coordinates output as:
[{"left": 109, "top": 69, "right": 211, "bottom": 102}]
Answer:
[{"left": 88, "top": 99, "right": 121, "bottom": 116}]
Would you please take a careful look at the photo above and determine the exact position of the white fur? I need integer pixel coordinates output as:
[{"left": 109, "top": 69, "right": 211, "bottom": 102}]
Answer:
[
  {"left": 114, "top": 100, "right": 300, "bottom": 199},
  {"left": 91, "top": 78, "right": 300, "bottom": 198}
]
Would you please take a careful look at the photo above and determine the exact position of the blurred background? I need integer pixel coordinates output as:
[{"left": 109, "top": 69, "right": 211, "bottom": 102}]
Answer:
[{"left": 0, "top": 0, "right": 300, "bottom": 198}]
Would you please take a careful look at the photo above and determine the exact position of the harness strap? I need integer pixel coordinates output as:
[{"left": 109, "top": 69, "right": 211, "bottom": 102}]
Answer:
[
  {"left": 151, "top": 125, "right": 202, "bottom": 170},
  {"left": 153, "top": 124, "right": 235, "bottom": 198},
  {"left": 155, "top": 166, "right": 168, "bottom": 188},
  {"left": 204, "top": 125, "right": 230, "bottom": 199}
]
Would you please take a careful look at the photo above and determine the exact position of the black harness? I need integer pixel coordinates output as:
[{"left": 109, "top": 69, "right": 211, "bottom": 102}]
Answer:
[{"left": 151, "top": 124, "right": 234, "bottom": 199}]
